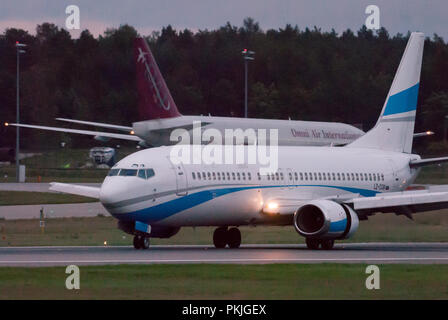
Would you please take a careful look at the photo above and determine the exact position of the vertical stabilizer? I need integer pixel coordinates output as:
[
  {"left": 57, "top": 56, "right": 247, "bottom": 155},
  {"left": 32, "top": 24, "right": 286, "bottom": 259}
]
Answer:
[
  {"left": 347, "top": 32, "right": 424, "bottom": 153},
  {"left": 134, "top": 38, "right": 181, "bottom": 119}
]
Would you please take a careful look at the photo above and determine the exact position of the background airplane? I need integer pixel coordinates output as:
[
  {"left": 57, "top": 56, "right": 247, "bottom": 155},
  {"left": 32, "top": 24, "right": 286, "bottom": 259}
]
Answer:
[
  {"left": 50, "top": 32, "right": 448, "bottom": 250},
  {"left": 6, "top": 38, "right": 370, "bottom": 147}
]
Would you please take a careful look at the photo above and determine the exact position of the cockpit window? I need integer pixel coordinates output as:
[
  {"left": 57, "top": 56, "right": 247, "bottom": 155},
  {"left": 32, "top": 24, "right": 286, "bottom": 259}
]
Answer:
[
  {"left": 146, "top": 169, "right": 155, "bottom": 179},
  {"left": 138, "top": 169, "right": 146, "bottom": 179},
  {"left": 108, "top": 169, "right": 120, "bottom": 176},
  {"left": 119, "top": 169, "right": 138, "bottom": 177}
]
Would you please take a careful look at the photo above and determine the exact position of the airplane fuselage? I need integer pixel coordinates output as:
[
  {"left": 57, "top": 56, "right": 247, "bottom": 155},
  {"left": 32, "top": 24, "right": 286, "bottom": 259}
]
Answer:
[
  {"left": 100, "top": 145, "right": 420, "bottom": 228},
  {"left": 132, "top": 115, "right": 364, "bottom": 147}
]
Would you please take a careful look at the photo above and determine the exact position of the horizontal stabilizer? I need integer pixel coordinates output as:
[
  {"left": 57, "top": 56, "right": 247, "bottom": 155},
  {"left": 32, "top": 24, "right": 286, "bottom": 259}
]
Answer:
[
  {"left": 6, "top": 123, "right": 143, "bottom": 142},
  {"left": 49, "top": 182, "right": 100, "bottom": 199},
  {"left": 413, "top": 131, "right": 434, "bottom": 138},
  {"left": 410, "top": 156, "right": 448, "bottom": 168},
  {"left": 56, "top": 118, "right": 132, "bottom": 132}
]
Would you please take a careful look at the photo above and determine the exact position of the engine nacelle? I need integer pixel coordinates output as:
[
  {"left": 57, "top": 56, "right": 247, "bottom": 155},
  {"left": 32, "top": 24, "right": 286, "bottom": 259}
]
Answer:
[{"left": 293, "top": 200, "right": 359, "bottom": 239}]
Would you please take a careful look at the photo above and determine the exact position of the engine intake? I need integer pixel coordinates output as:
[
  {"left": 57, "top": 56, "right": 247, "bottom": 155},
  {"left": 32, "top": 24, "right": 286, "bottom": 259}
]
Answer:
[{"left": 294, "top": 200, "right": 359, "bottom": 239}]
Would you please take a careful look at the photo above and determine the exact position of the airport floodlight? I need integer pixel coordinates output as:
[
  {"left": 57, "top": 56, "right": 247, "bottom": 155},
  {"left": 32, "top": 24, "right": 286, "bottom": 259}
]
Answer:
[
  {"left": 15, "top": 42, "right": 26, "bottom": 182},
  {"left": 241, "top": 49, "right": 255, "bottom": 118}
]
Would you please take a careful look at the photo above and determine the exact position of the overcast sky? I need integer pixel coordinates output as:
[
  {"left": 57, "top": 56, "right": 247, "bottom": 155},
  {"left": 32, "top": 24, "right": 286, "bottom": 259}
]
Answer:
[{"left": 0, "top": 0, "right": 447, "bottom": 40}]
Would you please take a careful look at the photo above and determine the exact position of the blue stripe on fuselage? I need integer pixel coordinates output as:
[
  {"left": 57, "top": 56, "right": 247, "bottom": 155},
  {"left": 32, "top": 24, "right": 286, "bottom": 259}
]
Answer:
[
  {"left": 383, "top": 83, "right": 419, "bottom": 116},
  {"left": 114, "top": 184, "right": 379, "bottom": 224}
]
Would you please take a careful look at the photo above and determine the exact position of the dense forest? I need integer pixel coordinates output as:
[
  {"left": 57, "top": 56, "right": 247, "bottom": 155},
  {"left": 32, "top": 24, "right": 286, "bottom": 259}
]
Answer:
[{"left": 1, "top": 18, "right": 448, "bottom": 152}]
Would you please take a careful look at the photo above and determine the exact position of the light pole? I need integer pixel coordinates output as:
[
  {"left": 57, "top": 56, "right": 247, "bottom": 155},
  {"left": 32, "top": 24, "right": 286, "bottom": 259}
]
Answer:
[
  {"left": 15, "top": 41, "right": 26, "bottom": 182},
  {"left": 241, "top": 49, "right": 255, "bottom": 118}
]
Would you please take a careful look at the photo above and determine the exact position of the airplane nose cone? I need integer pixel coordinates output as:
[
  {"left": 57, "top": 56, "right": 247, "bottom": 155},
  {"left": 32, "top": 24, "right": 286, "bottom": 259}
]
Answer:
[{"left": 99, "top": 179, "right": 122, "bottom": 206}]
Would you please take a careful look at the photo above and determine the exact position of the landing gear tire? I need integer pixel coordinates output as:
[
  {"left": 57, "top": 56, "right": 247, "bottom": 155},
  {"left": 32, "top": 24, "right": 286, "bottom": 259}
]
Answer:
[
  {"left": 227, "top": 227, "right": 241, "bottom": 248},
  {"left": 133, "top": 235, "right": 142, "bottom": 249},
  {"left": 305, "top": 238, "right": 320, "bottom": 250},
  {"left": 141, "top": 237, "right": 150, "bottom": 250},
  {"left": 133, "top": 235, "right": 150, "bottom": 250},
  {"left": 213, "top": 227, "right": 228, "bottom": 248},
  {"left": 321, "top": 239, "right": 335, "bottom": 250}
]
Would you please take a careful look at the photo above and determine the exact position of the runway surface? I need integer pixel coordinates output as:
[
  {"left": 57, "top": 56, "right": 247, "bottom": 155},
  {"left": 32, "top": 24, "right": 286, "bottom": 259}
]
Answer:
[{"left": 1, "top": 242, "right": 448, "bottom": 266}]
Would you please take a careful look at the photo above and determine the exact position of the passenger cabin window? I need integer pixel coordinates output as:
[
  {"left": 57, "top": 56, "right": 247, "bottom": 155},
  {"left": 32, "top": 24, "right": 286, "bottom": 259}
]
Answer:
[{"left": 192, "top": 172, "right": 196, "bottom": 179}]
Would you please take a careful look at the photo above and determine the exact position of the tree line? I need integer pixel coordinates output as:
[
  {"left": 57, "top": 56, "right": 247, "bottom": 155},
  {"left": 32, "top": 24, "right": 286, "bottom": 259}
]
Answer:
[{"left": 0, "top": 18, "right": 447, "bottom": 152}]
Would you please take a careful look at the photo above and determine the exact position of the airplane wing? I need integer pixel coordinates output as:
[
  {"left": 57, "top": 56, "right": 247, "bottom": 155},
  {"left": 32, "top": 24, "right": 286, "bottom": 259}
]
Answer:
[
  {"left": 56, "top": 118, "right": 132, "bottom": 132},
  {"left": 262, "top": 189, "right": 448, "bottom": 220},
  {"left": 344, "top": 189, "right": 448, "bottom": 219},
  {"left": 49, "top": 182, "right": 101, "bottom": 199},
  {"left": 6, "top": 123, "right": 143, "bottom": 142}
]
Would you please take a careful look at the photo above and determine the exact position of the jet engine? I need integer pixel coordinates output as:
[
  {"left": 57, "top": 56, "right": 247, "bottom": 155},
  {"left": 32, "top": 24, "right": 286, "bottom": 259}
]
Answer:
[{"left": 293, "top": 200, "right": 359, "bottom": 239}]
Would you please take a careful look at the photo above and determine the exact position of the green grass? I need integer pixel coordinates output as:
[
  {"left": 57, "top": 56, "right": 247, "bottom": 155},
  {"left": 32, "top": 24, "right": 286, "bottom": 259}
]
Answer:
[
  {"left": 2, "top": 209, "right": 448, "bottom": 247},
  {"left": 0, "top": 191, "right": 97, "bottom": 206},
  {"left": 415, "top": 165, "right": 448, "bottom": 184},
  {"left": 0, "top": 264, "right": 448, "bottom": 299}
]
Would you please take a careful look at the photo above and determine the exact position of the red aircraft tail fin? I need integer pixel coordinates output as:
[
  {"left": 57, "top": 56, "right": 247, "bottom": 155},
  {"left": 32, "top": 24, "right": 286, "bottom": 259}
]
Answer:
[{"left": 134, "top": 37, "right": 181, "bottom": 119}]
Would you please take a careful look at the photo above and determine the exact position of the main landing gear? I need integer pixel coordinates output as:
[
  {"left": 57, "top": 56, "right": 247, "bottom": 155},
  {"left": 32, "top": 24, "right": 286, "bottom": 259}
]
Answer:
[
  {"left": 133, "top": 235, "right": 150, "bottom": 250},
  {"left": 213, "top": 227, "right": 241, "bottom": 248},
  {"left": 305, "top": 238, "right": 335, "bottom": 250}
]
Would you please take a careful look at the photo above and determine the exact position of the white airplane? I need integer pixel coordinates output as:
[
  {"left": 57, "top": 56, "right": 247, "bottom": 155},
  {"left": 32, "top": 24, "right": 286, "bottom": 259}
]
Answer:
[
  {"left": 49, "top": 32, "right": 448, "bottom": 250},
  {"left": 6, "top": 38, "right": 370, "bottom": 147}
]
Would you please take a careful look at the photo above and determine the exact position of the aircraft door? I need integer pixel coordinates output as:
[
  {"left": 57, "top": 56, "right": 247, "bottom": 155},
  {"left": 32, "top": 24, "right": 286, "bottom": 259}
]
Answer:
[{"left": 173, "top": 163, "right": 188, "bottom": 196}]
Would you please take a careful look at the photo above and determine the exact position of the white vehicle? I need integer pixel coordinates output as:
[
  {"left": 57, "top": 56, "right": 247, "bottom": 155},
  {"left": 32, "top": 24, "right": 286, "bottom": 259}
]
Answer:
[
  {"left": 89, "top": 147, "right": 116, "bottom": 167},
  {"left": 51, "top": 32, "right": 448, "bottom": 250},
  {"left": 7, "top": 38, "right": 367, "bottom": 147}
]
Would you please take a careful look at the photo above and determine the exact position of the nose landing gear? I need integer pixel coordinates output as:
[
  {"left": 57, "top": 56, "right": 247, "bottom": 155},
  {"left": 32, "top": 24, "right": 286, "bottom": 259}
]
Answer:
[
  {"left": 213, "top": 227, "right": 241, "bottom": 248},
  {"left": 133, "top": 235, "right": 150, "bottom": 250}
]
